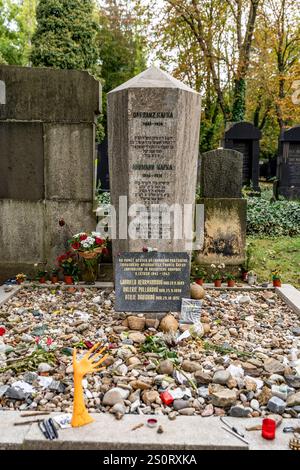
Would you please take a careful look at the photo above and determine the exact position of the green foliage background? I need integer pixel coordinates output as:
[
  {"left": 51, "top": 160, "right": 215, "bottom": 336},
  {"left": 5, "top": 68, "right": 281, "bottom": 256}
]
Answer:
[{"left": 30, "top": 0, "right": 98, "bottom": 71}]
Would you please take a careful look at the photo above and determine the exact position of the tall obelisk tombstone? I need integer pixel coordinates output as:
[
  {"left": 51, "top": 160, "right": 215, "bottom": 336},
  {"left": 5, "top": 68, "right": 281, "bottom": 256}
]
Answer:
[{"left": 107, "top": 66, "right": 201, "bottom": 257}]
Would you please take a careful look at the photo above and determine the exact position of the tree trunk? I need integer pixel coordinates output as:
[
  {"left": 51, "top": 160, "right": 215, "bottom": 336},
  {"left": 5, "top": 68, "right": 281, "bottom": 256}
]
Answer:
[{"left": 232, "top": 77, "right": 246, "bottom": 122}]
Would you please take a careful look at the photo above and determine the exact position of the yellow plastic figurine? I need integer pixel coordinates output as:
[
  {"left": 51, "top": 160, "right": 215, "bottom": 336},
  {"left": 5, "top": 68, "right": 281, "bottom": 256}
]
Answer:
[{"left": 71, "top": 342, "right": 108, "bottom": 427}]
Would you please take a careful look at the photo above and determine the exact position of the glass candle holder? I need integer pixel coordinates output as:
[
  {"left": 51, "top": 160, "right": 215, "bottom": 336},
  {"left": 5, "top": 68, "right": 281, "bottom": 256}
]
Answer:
[{"left": 262, "top": 418, "right": 276, "bottom": 440}]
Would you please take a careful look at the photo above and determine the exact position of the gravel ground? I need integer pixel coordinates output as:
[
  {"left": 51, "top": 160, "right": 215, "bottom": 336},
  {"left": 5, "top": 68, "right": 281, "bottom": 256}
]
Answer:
[{"left": 0, "top": 286, "right": 300, "bottom": 420}]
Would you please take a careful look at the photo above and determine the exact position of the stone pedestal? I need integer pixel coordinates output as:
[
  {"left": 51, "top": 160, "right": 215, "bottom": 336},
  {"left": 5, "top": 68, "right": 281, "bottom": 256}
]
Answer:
[
  {"left": 107, "top": 66, "right": 201, "bottom": 257},
  {"left": 196, "top": 148, "right": 246, "bottom": 270},
  {"left": 196, "top": 198, "right": 247, "bottom": 268}
]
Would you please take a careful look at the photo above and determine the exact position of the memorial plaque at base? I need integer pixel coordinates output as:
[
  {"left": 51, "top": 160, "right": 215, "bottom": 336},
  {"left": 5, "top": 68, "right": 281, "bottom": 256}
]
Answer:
[{"left": 115, "top": 252, "right": 190, "bottom": 312}]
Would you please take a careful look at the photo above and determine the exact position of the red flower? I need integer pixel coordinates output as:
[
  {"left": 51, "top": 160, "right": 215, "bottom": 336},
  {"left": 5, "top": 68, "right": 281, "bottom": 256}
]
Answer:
[
  {"left": 0, "top": 326, "right": 6, "bottom": 336},
  {"left": 95, "top": 237, "right": 104, "bottom": 245},
  {"left": 80, "top": 234, "right": 87, "bottom": 241},
  {"left": 84, "top": 340, "right": 93, "bottom": 349},
  {"left": 71, "top": 242, "right": 80, "bottom": 250},
  {"left": 46, "top": 337, "right": 53, "bottom": 346}
]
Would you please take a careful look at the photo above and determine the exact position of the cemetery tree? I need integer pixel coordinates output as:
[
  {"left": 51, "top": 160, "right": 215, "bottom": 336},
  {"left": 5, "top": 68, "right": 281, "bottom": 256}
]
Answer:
[
  {"left": 245, "top": 0, "right": 300, "bottom": 157},
  {"left": 0, "top": 0, "right": 36, "bottom": 65},
  {"left": 97, "top": 0, "right": 147, "bottom": 94},
  {"left": 157, "top": 0, "right": 261, "bottom": 122},
  {"left": 30, "top": 0, "right": 98, "bottom": 70},
  {"left": 96, "top": 0, "right": 148, "bottom": 139}
]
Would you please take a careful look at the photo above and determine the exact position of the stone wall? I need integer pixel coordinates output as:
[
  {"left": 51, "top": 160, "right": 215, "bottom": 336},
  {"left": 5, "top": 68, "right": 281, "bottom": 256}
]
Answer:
[{"left": 0, "top": 65, "right": 100, "bottom": 281}]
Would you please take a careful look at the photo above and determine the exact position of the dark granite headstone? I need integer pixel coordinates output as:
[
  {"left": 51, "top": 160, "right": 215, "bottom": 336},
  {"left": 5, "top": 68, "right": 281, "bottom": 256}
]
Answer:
[
  {"left": 277, "top": 126, "right": 300, "bottom": 200},
  {"left": 97, "top": 137, "right": 110, "bottom": 191},
  {"left": 259, "top": 157, "right": 277, "bottom": 181},
  {"left": 200, "top": 148, "right": 243, "bottom": 198},
  {"left": 224, "top": 122, "right": 261, "bottom": 191},
  {"left": 115, "top": 252, "right": 190, "bottom": 312}
]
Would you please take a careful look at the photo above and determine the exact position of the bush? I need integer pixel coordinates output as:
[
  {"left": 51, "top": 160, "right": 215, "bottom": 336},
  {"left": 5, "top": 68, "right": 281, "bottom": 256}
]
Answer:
[{"left": 246, "top": 197, "right": 300, "bottom": 237}]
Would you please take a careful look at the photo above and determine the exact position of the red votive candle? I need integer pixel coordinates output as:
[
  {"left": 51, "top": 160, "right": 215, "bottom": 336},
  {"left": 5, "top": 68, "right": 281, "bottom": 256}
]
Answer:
[
  {"left": 160, "top": 391, "right": 174, "bottom": 406},
  {"left": 262, "top": 418, "right": 276, "bottom": 440}
]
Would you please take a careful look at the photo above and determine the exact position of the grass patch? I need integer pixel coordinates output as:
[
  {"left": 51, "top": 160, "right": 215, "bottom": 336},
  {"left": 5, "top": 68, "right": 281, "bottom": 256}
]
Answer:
[{"left": 248, "top": 236, "right": 300, "bottom": 287}]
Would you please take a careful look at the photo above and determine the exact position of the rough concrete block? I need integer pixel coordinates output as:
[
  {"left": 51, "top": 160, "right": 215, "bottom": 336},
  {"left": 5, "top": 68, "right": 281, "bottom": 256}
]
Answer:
[
  {"left": 44, "top": 123, "right": 95, "bottom": 201},
  {"left": 196, "top": 198, "right": 247, "bottom": 266},
  {"left": 0, "top": 65, "right": 100, "bottom": 122},
  {"left": 44, "top": 201, "right": 96, "bottom": 265},
  {"left": 0, "top": 199, "right": 45, "bottom": 264},
  {"left": 0, "top": 122, "right": 44, "bottom": 200}
]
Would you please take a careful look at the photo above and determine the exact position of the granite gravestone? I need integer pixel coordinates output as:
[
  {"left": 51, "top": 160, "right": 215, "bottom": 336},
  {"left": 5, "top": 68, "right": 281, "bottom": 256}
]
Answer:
[
  {"left": 97, "top": 137, "right": 110, "bottom": 191},
  {"left": 115, "top": 252, "right": 190, "bottom": 312},
  {"left": 277, "top": 126, "right": 300, "bottom": 200},
  {"left": 107, "top": 66, "right": 201, "bottom": 256},
  {"left": 224, "top": 122, "right": 261, "bottom": 191},
  {"left": 197, "top": 148, "right": 246, "bottom": 270},
  {"left": 199, "top": 148, "right": 243, "bottom": 198}
]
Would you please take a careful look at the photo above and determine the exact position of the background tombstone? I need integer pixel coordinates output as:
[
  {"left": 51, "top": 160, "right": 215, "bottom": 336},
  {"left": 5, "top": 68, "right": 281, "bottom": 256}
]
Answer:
[
  {"left": 276, "top": 125, "right": 300, "bottom": 200},
  {"left": 197, "top": 148, "right": 247, "bottom": 270},
  {"left": 199, "top": 148, "right": 243, "bottom": 198},
  {"left": 0, "top": 65, "right": 100, "bottom": 281},
  {"left": 97, "top": 136, "right": 110, "bottom": 192},
  {"left": 107, "top": 65, "right": 201, "bottom": 257},
  {"left": 224, "top": 121, "right": 262, "bottom": 191}
]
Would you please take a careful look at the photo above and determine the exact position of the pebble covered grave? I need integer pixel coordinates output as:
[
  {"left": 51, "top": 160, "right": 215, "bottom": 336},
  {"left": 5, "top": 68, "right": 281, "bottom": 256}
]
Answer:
[{"left": 1, "top": 286, "right": 300, "bottom": 421}]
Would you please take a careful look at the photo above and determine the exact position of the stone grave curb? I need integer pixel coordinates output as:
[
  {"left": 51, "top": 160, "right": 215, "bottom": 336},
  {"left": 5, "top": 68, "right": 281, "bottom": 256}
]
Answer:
[
  {"left": 0, "top": 411, "right": 296, "bottom": 450},
  {"left": 0, "top": 285, "right": 22, "bottom": 307},
  {"left": 0, "top": 284, "right": 299, "bottom": 451},
  {"left": 276, "top": 284, "right": 300, "bottom": 316}
]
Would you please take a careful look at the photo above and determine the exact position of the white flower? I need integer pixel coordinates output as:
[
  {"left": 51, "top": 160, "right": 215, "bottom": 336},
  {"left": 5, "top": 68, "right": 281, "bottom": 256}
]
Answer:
[
  {"left": 91, "top": 231, "right": 101, "bottom": 237},
  {"left": 211, "top": 264, "right": 216, "bottom": 268},
  {"left": 85, "top": 236, "right": 95, "bottom": 246}
]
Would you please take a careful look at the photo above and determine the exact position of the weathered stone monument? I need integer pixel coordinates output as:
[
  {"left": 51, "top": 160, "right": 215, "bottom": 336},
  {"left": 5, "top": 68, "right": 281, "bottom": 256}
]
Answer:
[
  {"left": 199, "top": 148, "right": 244, "bottom": 198},
  {"left": 0, "top": 65, "right": 100, "bottom": 280},
  {"left": 197, "top": 148, "right": 247, "bottom": 269},
  {"left": 276, "top": 125, "right": 300, "bottom": 200},
  {"left": 107, "top": 65, "right": 201, "bottom": 257},
  {"left": 224, "top": 121, "right": 261, "bottom": 191}
]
